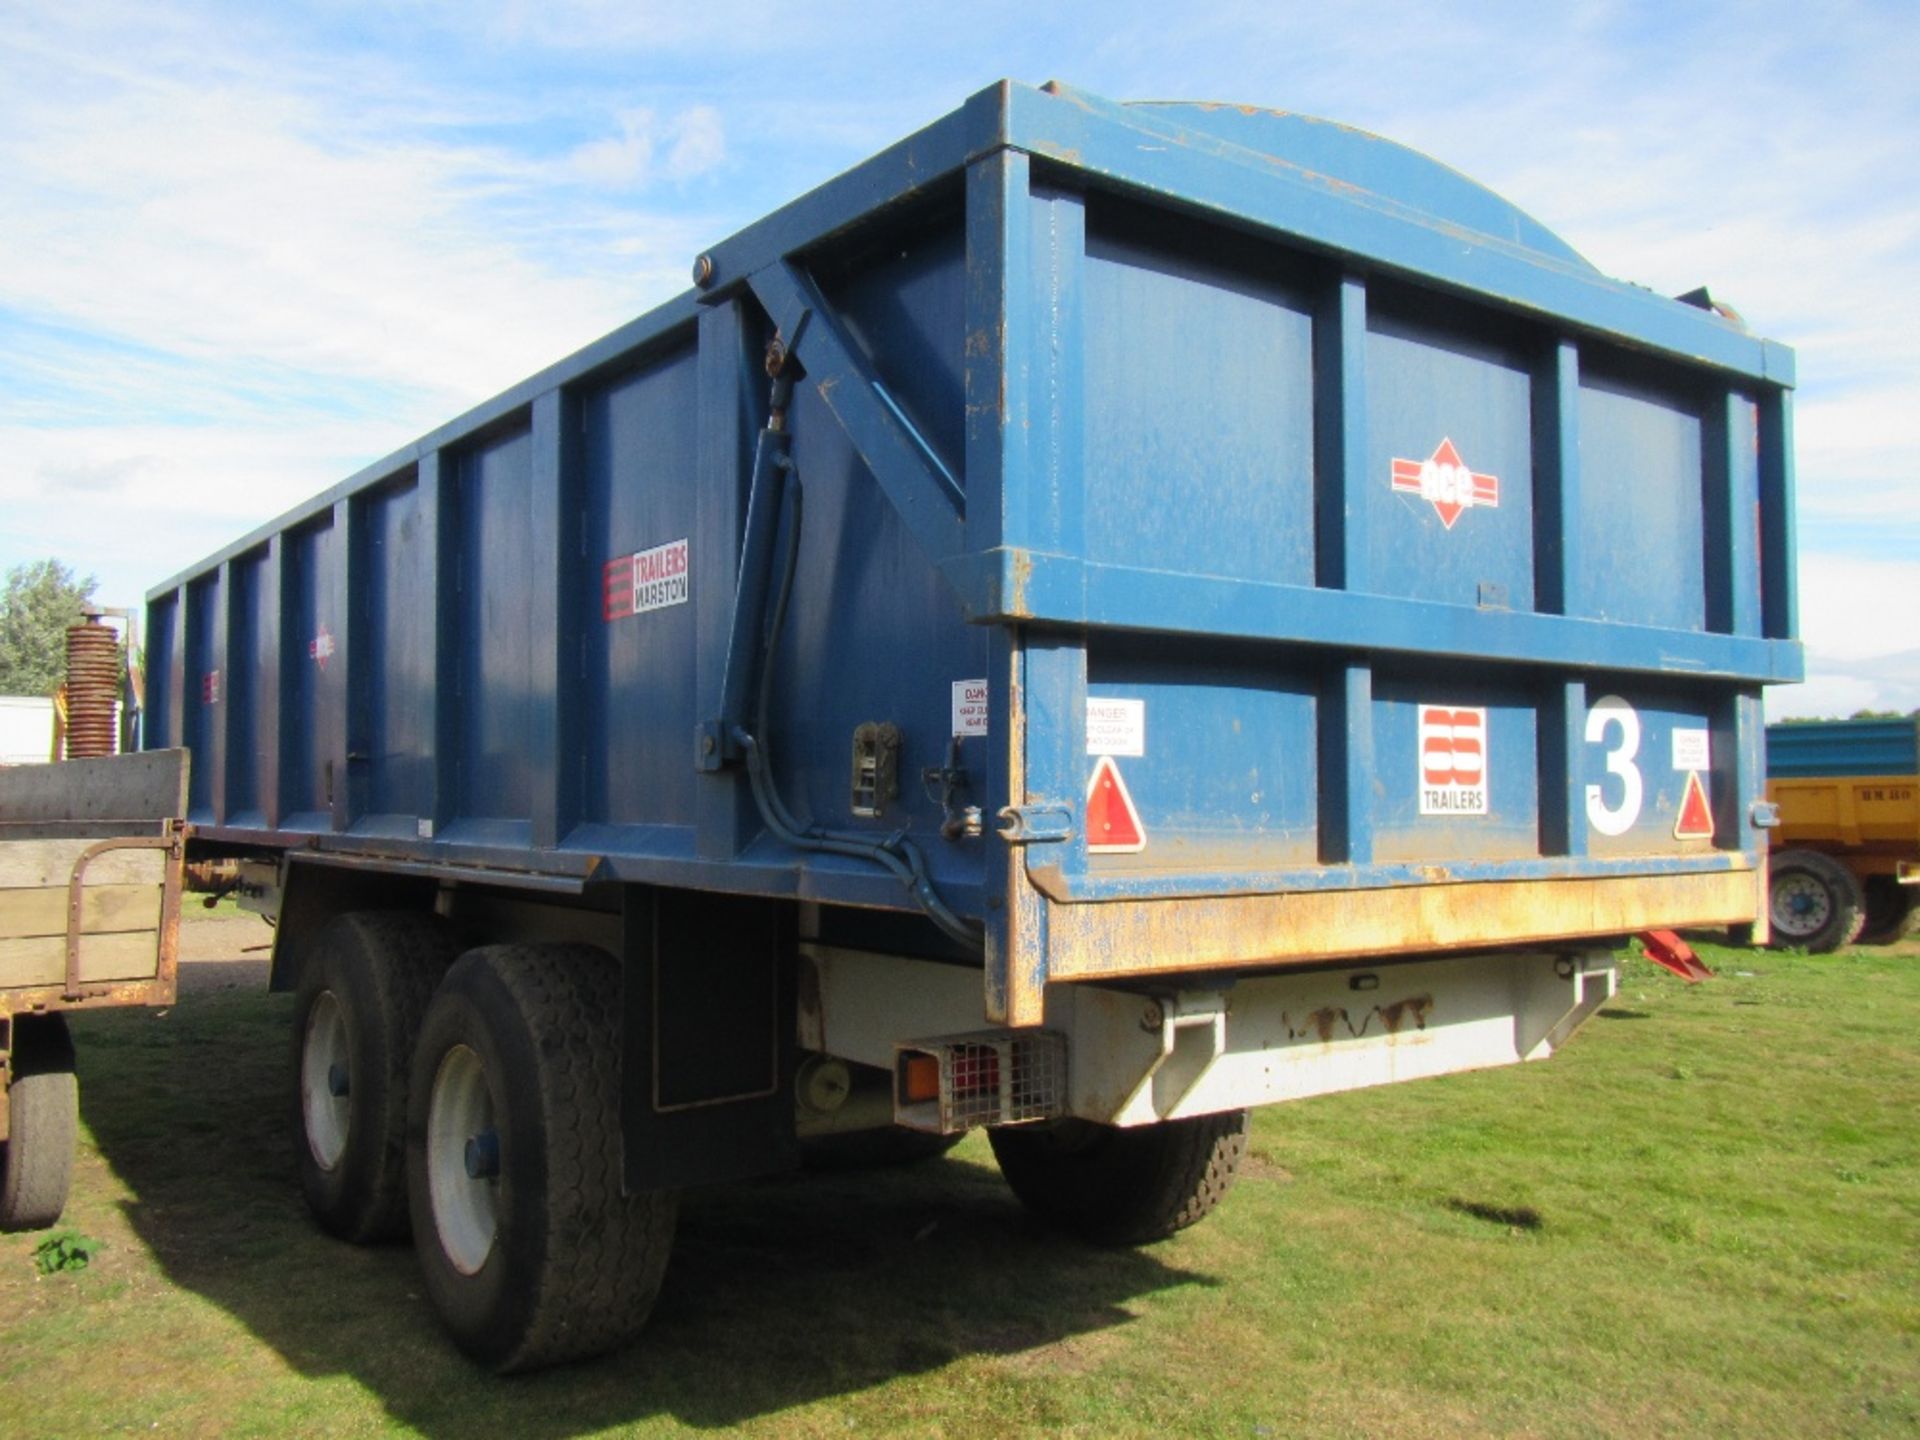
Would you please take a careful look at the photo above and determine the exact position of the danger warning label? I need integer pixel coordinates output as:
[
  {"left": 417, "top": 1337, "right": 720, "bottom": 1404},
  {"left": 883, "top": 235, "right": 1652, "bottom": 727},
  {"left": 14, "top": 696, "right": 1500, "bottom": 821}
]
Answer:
[
  {"left": 1085, "top": 697, "right": 1145, "bottom": 757},
  {"left": 604, "top": 538, "right": 689, "bottom": 621},
  {"left": 952, "top": 679, "right": 988, "bottom": 738},
  {"left": 1418, "top": 705, "right": 1488, "bottom": 815},
  {"left": 1391, "top": 438, "right": 1499, "bottom": 530}
]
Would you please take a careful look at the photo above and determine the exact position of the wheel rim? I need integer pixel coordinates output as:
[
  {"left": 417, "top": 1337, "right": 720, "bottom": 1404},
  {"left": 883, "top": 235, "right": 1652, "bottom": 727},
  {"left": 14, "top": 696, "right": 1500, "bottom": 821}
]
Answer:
[
  {"left": 428, "top": 1043, "right": 498, "bottom": 1276},
  {"left": 1771, "top": 870, "right": 1832, "bottom": 941},
  {"left": 300, "top": 992, "right": 352, "bottom": 1171}
]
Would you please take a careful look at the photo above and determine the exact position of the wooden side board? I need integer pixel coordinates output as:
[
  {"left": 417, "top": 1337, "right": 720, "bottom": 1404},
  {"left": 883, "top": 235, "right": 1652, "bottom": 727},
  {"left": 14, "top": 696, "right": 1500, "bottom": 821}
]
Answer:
[{"left": 2, "top": 833, "right": 181, "bottom": 1005}]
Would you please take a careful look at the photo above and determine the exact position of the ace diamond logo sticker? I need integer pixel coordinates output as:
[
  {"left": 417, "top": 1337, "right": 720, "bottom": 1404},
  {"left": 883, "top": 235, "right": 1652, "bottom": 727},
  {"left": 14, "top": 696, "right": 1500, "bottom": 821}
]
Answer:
[{"left": 1391, "top": 437, "right": 1499, "bottom": 530}]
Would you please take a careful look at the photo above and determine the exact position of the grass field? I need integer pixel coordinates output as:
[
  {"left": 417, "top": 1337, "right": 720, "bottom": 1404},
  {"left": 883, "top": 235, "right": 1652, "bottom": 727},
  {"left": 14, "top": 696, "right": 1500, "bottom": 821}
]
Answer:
[{"left": 2, "top": 930, "right": 1915, "bottom": 1438}]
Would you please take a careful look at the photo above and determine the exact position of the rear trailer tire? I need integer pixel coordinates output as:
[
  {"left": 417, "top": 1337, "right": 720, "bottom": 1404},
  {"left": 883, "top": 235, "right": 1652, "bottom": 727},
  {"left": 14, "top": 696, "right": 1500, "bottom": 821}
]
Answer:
[
  {"left": 1858, "top": 877, "right": 1918, "bottom": 946},
  {"left": 292, "top": 911, "right": 460, "bottom": 1243},
  {"left": 0, "top": 1017, "right": 78, "bottom": 1233},
  {"left": 1767, "top": 849, "right": 1867, "bottom": 953},
  {"left": 406, "top": 944, "right": 677, "bottom": 1373},
  {"left": 988, "top": 1109, "right": 1250, "bottom": 1246}
]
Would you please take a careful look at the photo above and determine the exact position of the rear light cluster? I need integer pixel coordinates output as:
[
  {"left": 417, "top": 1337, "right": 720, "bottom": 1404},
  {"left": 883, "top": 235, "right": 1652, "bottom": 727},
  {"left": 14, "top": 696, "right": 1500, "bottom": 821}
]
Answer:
[{"left": 893, "top": 1030, "right": 1066, "bottom": 1134}]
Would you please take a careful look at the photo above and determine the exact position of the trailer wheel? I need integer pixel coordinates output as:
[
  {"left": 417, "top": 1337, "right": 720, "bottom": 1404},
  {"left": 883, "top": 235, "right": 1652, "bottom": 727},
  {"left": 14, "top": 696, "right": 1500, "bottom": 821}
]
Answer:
[
  {"left": 0, "top": 1016, "right": 78, "bottom": 1233},
  {"left": 292, "top": 911, "right": 459, "bottom": 1242},
  {"left": 1767, "top": 849, "right": 1867, "bottom": 953},
  {"left": 1858, "top": 877, "right": 1918, "bottom": 946},
  {"left": 407, "top": 943, "right": 677, "bottom": 1373},
  {"left": 988, "top": 1108, "right": 1250, "bottom": 1246}
]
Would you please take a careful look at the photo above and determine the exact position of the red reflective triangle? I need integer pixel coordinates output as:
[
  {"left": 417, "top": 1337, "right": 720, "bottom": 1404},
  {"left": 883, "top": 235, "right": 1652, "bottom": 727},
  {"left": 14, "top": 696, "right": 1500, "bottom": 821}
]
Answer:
[
  {"left": 1674, "top": 770, "right": 1714, "bottom": 840},
  {"left": 1085, "top": 755, "right": 1145, "bottom": 853}
]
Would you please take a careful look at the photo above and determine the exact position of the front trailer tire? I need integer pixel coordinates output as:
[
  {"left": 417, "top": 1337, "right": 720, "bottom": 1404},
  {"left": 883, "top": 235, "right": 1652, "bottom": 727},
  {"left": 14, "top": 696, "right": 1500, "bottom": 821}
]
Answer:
[
  {"left": 0, "top": 1015, "right": 78, "bottom": 1233},
  {"left": 292, "top": 911, "right": 460, "bottom": 1243},
  {"left": 1767, "top": 849, "right": 1867, "bottom": 953},
  {"left": 988, "top": 1108, "right": 1250, "bottom": 1246},
  {"left": 406, "top": 943, "right": 677, "bottom": 1373}
]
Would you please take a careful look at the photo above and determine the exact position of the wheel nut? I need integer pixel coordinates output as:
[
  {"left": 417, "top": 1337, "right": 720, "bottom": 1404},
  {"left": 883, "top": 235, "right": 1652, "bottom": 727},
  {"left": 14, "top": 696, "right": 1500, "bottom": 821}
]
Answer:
[
  {"left": 465, "top": 1130, "right": 501, "bottom": 1180},
  {"left": 327, "top": 1062, "right": 350, "bottom": 1098}
]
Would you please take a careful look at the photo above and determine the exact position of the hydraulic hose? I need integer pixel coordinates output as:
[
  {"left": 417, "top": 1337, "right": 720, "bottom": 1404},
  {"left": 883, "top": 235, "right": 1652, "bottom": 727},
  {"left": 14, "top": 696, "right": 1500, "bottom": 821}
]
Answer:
[{"left": 731, "top": 428, "right": 982, "bottom": 952}]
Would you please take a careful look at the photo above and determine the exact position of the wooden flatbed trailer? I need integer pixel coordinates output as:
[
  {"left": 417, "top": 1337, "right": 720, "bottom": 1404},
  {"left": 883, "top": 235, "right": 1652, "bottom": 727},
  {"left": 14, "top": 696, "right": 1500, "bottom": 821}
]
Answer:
[{"left": 0, "top": 752, "right": 188, "bottom": 1229}]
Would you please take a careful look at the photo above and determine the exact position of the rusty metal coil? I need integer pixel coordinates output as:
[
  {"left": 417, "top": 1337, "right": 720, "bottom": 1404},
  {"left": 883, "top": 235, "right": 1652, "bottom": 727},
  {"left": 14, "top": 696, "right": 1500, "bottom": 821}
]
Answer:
[{"left": 64, "top": 620, "right": 120, "bottom": 758}]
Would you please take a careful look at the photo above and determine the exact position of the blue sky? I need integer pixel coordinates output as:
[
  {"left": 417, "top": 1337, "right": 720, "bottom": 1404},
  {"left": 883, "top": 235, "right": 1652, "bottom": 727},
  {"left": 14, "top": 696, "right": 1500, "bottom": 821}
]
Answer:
[{"left": 2, "top": 0, "right": 1915, "bottom": 715}]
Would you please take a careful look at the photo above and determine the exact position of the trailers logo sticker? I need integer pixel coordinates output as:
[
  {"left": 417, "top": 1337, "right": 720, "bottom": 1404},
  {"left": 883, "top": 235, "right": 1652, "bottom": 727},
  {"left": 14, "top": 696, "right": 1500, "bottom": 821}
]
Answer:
[
  {"left": 603, "top": 538, "right": 690, "bottom": 621},
  {"left": 1418, "top": 705, "right": 1488, "bottom": 815},
  {"left": 309, "top": 623, "right": 335, "bottom": 671},
  {"left": 1391, "top": 438, "right": 1499, "bottom": 530}
]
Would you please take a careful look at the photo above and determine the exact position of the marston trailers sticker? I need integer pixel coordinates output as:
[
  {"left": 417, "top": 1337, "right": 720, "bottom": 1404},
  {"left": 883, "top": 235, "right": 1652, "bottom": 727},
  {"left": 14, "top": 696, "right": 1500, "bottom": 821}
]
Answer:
[
  {"left": 604, "top": 538, "right": 690, "bottom": 621},
  {"left": 1391, "top": 438, "right": 1499, "bottom": 530},
  {"left": 1418, "top": 705, "right": 1488, "bottom": 815}
]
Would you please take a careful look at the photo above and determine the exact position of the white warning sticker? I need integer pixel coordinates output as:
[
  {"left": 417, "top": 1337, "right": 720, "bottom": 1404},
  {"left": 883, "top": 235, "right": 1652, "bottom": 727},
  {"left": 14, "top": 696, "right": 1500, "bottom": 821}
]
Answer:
[
  {"left": 1418, "top": 705, "right": 1489, "bottom": 816},
  {"left": 952, "top": 679, "right": 988, "bottom": 737},
  {"left": 1670, "top": 727, "right": 1710, "bottom": 772},
  {"left": 1086, "top": 697, "right": 1145, "bottom": 757}
]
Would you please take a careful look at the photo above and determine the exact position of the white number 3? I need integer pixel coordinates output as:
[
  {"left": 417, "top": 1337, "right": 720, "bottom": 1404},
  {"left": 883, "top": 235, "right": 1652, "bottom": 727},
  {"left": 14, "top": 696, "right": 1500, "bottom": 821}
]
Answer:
[{"left": 1584, "top": 695, "right": 1643, "bottom": 837}]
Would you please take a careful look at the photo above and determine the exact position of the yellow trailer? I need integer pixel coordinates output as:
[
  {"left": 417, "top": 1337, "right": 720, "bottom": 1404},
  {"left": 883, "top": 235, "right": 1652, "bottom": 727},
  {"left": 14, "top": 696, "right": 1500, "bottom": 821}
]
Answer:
[{"left": 1766, "top": 720, "right": 1920, "bottom": 950}]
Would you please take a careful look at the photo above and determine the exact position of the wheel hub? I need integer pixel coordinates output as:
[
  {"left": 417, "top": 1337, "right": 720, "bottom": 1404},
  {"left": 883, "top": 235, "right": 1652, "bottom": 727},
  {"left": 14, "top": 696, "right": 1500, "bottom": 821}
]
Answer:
[
  {"left": 428, "top": 1044, "right": 499, "bottom": 1275},
  {"left": 301, "top": 992, "right": 352, "bottom": 1171},
  {"left": 1771, "top": 872, "right": 1832, "bottom": 939}
]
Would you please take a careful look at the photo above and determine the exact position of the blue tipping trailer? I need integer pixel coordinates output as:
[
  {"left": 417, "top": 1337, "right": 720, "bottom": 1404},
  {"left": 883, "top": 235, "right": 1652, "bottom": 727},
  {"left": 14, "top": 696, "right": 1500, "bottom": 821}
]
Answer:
[{"left": 142, "top": 81, "right": 1802, "bottom": 1370}]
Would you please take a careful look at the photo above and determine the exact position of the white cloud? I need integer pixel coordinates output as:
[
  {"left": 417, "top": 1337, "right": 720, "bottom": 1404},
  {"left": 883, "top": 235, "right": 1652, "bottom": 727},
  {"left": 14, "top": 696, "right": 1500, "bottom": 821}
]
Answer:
[
  {"left": 1794, "top": 552, "right": 1920, "bottom": 663},
  {"left": 0, "top": 420, "right": 374, "bottom": 605},
  {"left": 1768, "top": 651, "right": 1920, "bottom": 721},
  {"left": 0, "top": 4, "right": 730, "bottom": 596},
  {"left": 664, "top": 106, "right": 727, "bottom": 180},
  {"left": 1766, "top": 671, "right": 1882, "bottom": 722},
  {"left": 0, "top": 80, "right": 684, "bottom": 401},
  {"left": 565, "top": 105, "right": 727, "bottom": 188},
  {"left": 568, "top": 109, "right": 659, "bottom": 187}
]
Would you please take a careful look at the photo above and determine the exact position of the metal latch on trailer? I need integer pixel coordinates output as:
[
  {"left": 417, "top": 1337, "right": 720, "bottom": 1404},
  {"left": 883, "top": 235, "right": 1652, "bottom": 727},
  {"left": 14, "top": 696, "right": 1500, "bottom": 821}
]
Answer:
[{"left": 995, "top": 804, "right": 1074, "bottom": 844}]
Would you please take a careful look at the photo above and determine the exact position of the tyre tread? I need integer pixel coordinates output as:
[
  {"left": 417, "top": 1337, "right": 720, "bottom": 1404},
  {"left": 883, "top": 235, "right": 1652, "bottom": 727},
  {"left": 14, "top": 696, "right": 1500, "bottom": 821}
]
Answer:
[
  {"left": 294, "top": 910, "right": 458, "bottom": 1242},
  {"left": 1858, "top": 876, "right": 1918, "bottom": 946},
  {"left": 990, "top": 1108, "right": 1249, "bottom": 1246},
  {"left": 433, "top": 943, "right": 674, "bottom": 1372},
  {"left": 0, "top": 1068, "right": 78, "bottom": 1233}
]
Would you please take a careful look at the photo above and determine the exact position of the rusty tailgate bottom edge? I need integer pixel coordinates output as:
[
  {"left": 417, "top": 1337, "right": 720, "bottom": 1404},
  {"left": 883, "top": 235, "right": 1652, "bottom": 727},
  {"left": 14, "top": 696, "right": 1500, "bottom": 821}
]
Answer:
[{"left": 1042, "top": 869, "right": 1758, "bottom": 983}]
